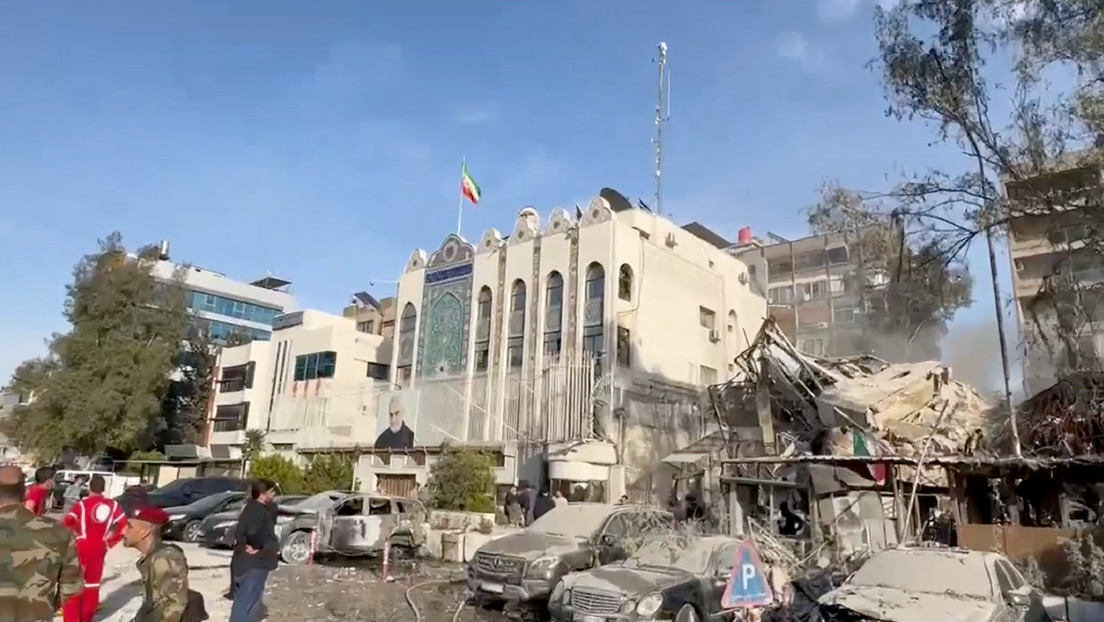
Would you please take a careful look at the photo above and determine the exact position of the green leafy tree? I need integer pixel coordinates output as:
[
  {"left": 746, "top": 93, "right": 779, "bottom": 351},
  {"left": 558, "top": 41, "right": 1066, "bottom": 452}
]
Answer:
[
  {"left": 240, "top": 429, "right": 267, "bottom": 476},
  {"left": 6, "top": 233, "right": 191, "bottom": 459},
  {"left": 303, "top": 453, "right": 355, "bottom": 493},
  {"left": 249, "top": 454, "right": 306, "bottom": 495},
  {"left": 124, "top": 449, "right": 166, "bottom": 475},
  {"left": 427, "top": 450, "right": 496, "bottom": 513},
  {"left": 158, "top": 330, "right": 217, "bottom": 447}
]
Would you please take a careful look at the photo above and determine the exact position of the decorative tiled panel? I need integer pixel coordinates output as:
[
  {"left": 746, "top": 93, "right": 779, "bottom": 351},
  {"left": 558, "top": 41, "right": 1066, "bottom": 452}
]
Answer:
[{"left": 417, "top": 235, "right": 476, "bottom": 379}]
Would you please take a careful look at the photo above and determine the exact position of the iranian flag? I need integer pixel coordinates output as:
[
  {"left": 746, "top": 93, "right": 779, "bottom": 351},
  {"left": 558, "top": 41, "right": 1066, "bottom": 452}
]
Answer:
[{"left": 460, "top": 162, "right": 482, "bottom": 205}]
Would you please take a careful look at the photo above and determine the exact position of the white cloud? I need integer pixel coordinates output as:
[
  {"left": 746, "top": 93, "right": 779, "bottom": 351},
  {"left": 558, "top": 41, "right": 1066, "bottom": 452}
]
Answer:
[
  {"left": 454, "top": 101, "right": 500, "bottom": 125},
  {"left": 777, "top": 31, "right": 813, "bottom": 64}
]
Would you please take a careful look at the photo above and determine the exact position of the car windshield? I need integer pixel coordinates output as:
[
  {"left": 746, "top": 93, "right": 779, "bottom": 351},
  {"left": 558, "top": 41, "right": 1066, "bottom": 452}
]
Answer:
[
  {"left": 181, "top": 492, "right": 239, "bottom": 514},
  {"left": 622, "top": 538, "right": 713, "bottom": 574},
  {"left": 528, "top": 505, "right": 613, "bottom": 539},
  {"left": 848, "top": 550, "right": 993, "bottom": 599}
]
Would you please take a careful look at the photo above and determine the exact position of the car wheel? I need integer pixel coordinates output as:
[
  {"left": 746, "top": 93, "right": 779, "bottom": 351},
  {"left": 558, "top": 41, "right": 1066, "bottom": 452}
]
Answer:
[
  {"left": 182, "top": 521, "right": 203, "bottom": 543},
  {"left": 281, "top": 530, "right": 314, "bottom": 565},
  {"left": 675, "top": 604, "right": 699, "bottom": 622}
]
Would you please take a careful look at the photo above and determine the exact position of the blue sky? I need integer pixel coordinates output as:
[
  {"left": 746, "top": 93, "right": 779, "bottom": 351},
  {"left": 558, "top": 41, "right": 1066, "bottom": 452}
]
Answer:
[{"left": 0, "top": 0, "right": 1020, "bottom": 391}]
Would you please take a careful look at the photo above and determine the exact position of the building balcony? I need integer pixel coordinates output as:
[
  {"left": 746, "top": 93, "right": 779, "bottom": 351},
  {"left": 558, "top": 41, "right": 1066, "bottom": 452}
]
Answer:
[{"left": 209, "top": 429, "right": 245, "bottom": 446}]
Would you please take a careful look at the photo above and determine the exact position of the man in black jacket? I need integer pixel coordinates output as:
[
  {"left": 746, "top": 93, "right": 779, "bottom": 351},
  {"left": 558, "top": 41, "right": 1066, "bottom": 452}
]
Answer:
[{"left": 230, "top": 479, "right": 278, "bottom": 622}]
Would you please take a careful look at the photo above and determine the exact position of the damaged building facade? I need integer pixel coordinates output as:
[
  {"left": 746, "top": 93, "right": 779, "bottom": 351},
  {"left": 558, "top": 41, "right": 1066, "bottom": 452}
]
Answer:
[{"left": 370, "top": 189, "right": 767, "bottom": 502}]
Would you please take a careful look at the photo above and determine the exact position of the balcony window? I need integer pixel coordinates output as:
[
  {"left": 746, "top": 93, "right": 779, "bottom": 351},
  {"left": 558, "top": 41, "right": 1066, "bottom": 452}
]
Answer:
[
  {"left": 218, "top": 363, "right": 254, "bottom": 392},
  {"left": 356, "top": 320, "right": 375, "bottom": 334},
  {"left": 293, "top": 351, "right": 337, "bottom": 381},
  {"left": 212, "top": 402, "right": 249, "bottom": 433}
]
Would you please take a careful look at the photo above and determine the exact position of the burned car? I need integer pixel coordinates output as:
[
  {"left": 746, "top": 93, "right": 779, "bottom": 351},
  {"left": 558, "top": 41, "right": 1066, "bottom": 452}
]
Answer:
[
  {"left": 549, "top": 535, "right": 753, "bottom": 622},
  {"left": 467, "top": 503, "right": 672, "bottom": 605},
  {"left": 279, "top": 492, "right": 427, "bottom": 565},
  {"left": 818, "top": 547, "right": 1048, "bottom": 622}
]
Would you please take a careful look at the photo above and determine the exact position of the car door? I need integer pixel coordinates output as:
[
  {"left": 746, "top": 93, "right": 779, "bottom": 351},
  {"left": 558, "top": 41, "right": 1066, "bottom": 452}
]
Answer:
[{"left": 596, "top": 512, "right": 633, "bottom": 565}]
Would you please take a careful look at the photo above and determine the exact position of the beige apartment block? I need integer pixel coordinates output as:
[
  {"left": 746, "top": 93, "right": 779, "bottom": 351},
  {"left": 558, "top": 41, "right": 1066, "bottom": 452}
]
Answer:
[
  {"left": 343, "top": 293, "right": 397, "bottom": 339},
  {"left": 1005, "top": 153, "right": 1104, "bottom": 395}
]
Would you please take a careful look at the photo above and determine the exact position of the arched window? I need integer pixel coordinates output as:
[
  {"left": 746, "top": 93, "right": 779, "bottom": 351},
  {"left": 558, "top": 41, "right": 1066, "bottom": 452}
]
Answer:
[
  {"left": 474, "top": 287, "right": 493, "bottom": 372},
  {"left": 583, "top": 263, "right": 605, "bottom": 357},
  {"left": 618, "top": 264, "right": 633, "bottom": 301},
  {"left": 544, "top": 271, "right": 564, "bottom": 357},
  {"left": 507, "top": 280, "right": 527, "bottom": 369},
  {"left": 397, "top": 303, "right": 417, "bottom": 384}
]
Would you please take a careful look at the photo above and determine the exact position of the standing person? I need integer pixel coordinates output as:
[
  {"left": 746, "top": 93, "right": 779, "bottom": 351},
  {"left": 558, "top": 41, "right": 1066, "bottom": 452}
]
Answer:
[
  {"left": 62, "top": 475, "right": 86, "bottom": 516},
  {"left": 533, "top": 490, "right": 555, "bottom": 521},
  {"left": 517, "top": 480, "right": 535, "bottom": 526},
  {"left": 24, "top": 466, "right": 56, "bottom": 515},
  {"left": 504, "top": 485, "right": 523, "bottom": 527},
  {"left": 0, "top": 464, "right": 84, "bottom": 618},
  {"left": 123, "top": 505, "right": 196, "bottom": 622},
  {"left": 61, "top": 474, "right": 127, "bottom": 622},
  {"left": 230, "top": 479, "right": 279, "bottom": 622},
  {"left": 552, "top": 490, "right": 568, "bottom": 508}
]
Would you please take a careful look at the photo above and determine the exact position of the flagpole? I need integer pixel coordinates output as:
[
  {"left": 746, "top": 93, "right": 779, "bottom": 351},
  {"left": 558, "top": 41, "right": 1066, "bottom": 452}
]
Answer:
[{"left": 457, "top": 156, "right": 465, "bottom": 236}]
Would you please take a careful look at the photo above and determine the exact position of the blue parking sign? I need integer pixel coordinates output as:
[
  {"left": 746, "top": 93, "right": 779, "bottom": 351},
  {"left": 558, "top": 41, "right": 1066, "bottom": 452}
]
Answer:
[{"left": 721, "top": 540, "right": 774, "bottom": 609}]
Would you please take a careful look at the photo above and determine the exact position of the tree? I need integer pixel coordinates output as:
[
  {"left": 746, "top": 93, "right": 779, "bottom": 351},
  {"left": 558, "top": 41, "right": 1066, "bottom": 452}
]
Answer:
[
  {"left": 807, "top": 181, "right": 974, "bottom": 361},
  {"left": 249, "top": 454, "right": 306, "bottom": 494},
  {"left": 868, "top": 0, "right": 1104, "bottom": 451},
  {"left": 5, "top": 233, "right": 192, "bottom": 459},
  {"left": 158, "top": 330, "right": 217, "bottom": 447},
  {"left": 303, "top": 453, "right": 355, "bottom": 493},
  {"left": 427, "top": 450, "right": 496, "bottom": 512}
]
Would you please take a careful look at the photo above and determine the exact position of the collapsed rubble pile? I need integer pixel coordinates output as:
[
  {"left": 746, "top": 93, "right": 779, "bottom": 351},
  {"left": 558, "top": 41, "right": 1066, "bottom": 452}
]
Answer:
[{"left": 723, "top": 320, "right": 994, "bottom": 480}]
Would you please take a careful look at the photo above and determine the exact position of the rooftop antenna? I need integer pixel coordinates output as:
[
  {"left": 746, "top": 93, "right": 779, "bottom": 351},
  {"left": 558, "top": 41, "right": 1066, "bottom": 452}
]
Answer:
[{"left": 653, "top": 41, "right": 670, "bottom": 216}]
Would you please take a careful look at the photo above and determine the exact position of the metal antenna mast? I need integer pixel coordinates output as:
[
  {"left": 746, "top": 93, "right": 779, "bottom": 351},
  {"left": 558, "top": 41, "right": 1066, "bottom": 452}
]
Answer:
[{"left": 653, "top": 41, "right": 669, "bottom": 216}]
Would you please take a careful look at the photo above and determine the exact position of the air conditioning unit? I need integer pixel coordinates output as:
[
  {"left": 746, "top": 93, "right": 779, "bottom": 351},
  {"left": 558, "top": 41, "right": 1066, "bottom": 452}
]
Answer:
[{"left": 709, "top": 329, "right": 722, "bottom": 343}]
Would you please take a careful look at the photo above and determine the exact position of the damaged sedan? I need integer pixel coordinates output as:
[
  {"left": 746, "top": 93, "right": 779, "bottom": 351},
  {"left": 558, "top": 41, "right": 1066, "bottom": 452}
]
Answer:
[
  {"left": 467, "top": 503, "right": 672, "bottom": 606},
  {"left": 549, "top": 535, "right": 754, "bottom": 622},
  {"left": 817, "top": 547, "right": 1048, "bottom": 622},
  {"left": 279, "top": 492, "right": 427, "bottom": 565}
]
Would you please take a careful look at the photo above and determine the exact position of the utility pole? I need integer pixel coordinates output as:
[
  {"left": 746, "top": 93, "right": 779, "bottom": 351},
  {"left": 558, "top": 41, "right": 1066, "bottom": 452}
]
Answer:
[{"left": 653, "top": 42, "right": 669, "bottom": 216}]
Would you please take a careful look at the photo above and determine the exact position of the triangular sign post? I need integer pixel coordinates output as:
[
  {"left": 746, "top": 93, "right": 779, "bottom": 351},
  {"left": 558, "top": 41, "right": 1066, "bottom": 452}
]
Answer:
[{"left": 720, "top": 540, "right": 774, "bottom": 609}]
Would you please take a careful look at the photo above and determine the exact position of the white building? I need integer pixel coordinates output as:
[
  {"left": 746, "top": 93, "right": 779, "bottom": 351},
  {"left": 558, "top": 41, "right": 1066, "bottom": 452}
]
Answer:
[
  {"left": 0, "top": 389, "right": 29, "bottom": 465},
  {"left": 204, "top": 309, "right": 392, "bottom": 462},
  {"left": 368, "top": 190, "right": 767, "bottom": 502},
  {"left": 146, "top": 241, "right": 297, "bottom": 343}
]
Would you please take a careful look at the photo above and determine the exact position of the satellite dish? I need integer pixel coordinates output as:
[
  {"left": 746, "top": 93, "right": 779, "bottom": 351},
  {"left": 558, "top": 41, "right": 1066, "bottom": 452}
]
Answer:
[{"left": 599, "top": 188, "right": 634, "bottom": 213}]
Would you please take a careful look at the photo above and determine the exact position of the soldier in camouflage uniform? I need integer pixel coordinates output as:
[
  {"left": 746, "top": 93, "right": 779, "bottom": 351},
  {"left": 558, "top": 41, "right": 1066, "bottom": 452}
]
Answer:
[
  {"left": 122, "top": 505, "right": 191, "bottom": 622},
  {"left": 0, "top": 464, "right": 84, "bottom": 621}
]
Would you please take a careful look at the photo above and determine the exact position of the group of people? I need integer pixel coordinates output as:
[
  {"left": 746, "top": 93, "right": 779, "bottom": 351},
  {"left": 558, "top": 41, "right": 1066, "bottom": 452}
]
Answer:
[
  {"left": 0, "top": 466, "right": 284, "bottom": 622},
  {"left": 503, "top": 481, "right": 568, "bottom": 526},
  {"left": 0, "top": 465, "right": 199, "bottom": 622}
]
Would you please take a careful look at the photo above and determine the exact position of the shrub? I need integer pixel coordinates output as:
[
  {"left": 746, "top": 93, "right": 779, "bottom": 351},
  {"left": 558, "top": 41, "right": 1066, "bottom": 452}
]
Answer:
[
  {"left": 303, "top": 453, "right": 355, "bottom": 494},
  {"left": 249, "top": 454, "right": 306, "bottom": 495},
  {"left": 427, "top": 450, "right": 496, "bottom": 512}
]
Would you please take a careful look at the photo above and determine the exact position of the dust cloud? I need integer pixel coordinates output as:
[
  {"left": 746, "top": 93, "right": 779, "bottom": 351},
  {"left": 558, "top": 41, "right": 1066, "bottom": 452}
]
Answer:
[{"left": 941, "top": 318, "right": 1007, "bottom": 395}]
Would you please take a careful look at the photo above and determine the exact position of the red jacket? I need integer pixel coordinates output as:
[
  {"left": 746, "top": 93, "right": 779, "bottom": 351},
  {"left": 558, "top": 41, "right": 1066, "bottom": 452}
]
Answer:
[
  {"left": 24, "top": 483, "right": 50, "bottom": 516},
  {"left": 63, "top": 495, "right": 126, "bottom": 548}
]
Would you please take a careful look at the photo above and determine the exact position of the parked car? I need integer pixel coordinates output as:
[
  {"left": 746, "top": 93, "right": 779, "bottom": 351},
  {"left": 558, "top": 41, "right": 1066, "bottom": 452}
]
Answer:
[
  {"left": 116, "top": 476, "right": 245, "bottom": 513},
  {"left": 198, "top": 494, "right": 308, "bottom": 548},
  {"left": 817, "top": 546, "right": 1048, "bottom": 622},
  {"left": 162, "top": 491, "right": 248, "bottom": 542},
  {"left": 278, "top": 492, "right": 427, "bottom": 565},
  {"left": 466, "top": 503, "right": 673, "bottom": 606},
  {"left": 549, "top": 535, "right": 752, "bottom": 622}
]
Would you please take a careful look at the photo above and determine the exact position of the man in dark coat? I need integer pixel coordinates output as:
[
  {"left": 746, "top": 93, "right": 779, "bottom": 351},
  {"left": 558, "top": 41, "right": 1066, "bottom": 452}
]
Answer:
[{"left": 532, "top": 490, "right": 556, "bottom": 521}]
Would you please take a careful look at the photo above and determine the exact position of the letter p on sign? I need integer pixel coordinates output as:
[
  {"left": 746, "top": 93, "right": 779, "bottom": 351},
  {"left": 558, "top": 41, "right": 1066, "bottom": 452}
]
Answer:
[{"left": 720, "top": 540, "right": 774, "bottom": 610}]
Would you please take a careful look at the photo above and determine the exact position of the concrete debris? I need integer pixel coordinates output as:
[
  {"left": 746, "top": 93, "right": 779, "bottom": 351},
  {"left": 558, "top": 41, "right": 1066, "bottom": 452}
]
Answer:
[{"left": 724, "top": 319, "right": 994, "bottom": 475}]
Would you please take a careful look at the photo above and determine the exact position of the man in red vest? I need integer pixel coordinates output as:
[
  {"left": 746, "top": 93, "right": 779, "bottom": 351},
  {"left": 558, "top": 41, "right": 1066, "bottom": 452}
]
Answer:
[
  {"left": 23, "top": 466, "right": 55, "bottom": 516},
  {"left": 61, "top": 474, "right": 126, "bottom": 622}
]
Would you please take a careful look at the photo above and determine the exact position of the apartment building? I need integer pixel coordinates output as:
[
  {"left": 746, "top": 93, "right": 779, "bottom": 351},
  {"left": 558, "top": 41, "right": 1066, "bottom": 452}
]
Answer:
[
  {"left": 732, "top": 232, "right": 870, "bottom": 358},
  {"left": 146, "top": 241, "right": 297, "bottom": 343},
  {"left": 204, "top": 309, "right": 392, "bottom": 460},
  {"left": 1005, "top": 153, "right": 1104, "bottom": 395},
  {"left": 342, "top": 292, "right": 397, "bottom": 339}
]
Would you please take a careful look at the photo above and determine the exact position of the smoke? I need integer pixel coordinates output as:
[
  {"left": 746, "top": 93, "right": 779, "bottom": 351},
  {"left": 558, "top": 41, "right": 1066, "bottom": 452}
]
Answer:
[{"left": 941, "top": 317, "right": 1017, "bottom": 397}]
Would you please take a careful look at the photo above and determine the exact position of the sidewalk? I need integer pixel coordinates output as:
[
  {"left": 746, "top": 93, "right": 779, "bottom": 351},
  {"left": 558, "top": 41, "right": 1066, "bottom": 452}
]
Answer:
[{"left": 95, "top": 543, "right": 234, "bottom": 621}]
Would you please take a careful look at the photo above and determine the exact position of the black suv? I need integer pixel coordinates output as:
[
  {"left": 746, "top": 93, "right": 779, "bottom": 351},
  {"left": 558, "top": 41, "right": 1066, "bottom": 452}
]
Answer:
[{"left": 117, "top": 476, "right": 245, "bottom": 513}]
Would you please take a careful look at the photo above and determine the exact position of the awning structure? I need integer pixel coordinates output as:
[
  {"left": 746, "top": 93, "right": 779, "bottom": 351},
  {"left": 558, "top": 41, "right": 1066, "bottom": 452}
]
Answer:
[{"left": 661, "top": 451, "right": 712, "bottom": 465}]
